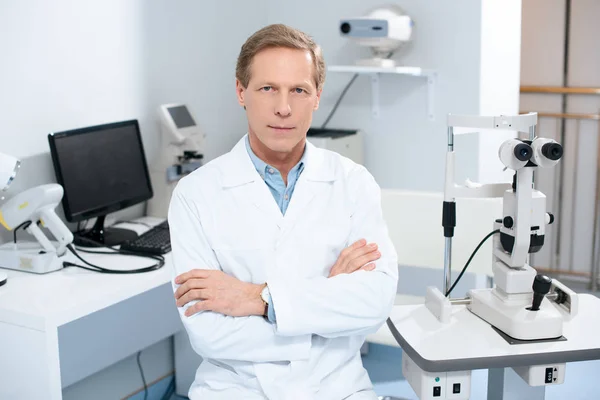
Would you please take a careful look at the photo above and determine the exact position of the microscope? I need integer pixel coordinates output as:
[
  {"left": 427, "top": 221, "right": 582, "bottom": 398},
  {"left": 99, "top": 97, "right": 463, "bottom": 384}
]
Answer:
[
  {"left": 467, "top": 135, "right": 575, "bottom": 342},
  {"left": 401, "top": 113, "right": 580, "bottom": 399},
  {"left": 147, "top": 103, "right": 205, "bottom": 218},
  {"left": 439, "top": 113, "right": 576, "bottom": 342}
]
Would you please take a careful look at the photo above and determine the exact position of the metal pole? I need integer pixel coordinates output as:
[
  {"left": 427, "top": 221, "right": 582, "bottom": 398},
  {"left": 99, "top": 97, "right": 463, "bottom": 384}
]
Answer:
[
  {"left": 444, "top": 237, "right": 452, "bottom": 294},
  {"left": 444, "top": 126, "right": 454, "bottom": 295}
]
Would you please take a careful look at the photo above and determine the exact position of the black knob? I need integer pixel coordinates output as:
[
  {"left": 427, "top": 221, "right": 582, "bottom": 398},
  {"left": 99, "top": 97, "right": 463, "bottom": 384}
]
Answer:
[
  {"left": 542, "top": 142, "right": 563, "bottom": 161},
  {"left": 503, "top": 216, "right": 514, "bottom": 229},
  {"left": 530, "top": 274, "right": 552, "bottom": 311},
  {"left": 547, "top": 213, "right": 555, "bottom": 225},
  {"left": 340, "top": 22, "right": 351, "bottom": 34}
]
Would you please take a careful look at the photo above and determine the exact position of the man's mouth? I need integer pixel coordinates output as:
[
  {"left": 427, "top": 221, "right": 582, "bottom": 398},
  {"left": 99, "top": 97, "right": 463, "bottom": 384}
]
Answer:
[{"left": 268, "top": 125, "right": 294, "bottom": 131}]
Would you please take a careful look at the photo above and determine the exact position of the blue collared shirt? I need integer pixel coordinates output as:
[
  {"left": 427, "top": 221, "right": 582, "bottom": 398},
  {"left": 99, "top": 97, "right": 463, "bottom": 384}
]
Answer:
[{"left": 245, "top": 135, "right": 305, "bottom": 323}]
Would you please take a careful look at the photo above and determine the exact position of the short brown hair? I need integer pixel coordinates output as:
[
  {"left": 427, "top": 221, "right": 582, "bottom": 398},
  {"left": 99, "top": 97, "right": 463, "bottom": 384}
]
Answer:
[{"left": 236, "top": 24, "right": 326, "bottom": 91}]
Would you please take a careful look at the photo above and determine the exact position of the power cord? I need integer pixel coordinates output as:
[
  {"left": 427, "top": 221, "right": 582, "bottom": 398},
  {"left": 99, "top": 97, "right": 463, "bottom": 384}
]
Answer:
[
  {"left": 159, "top": 376, "right": 175, "bottom": 400},
  {"left": 64, "top": 243, "right": 165, "bottom": 274},
  {"left": 321, "top": 51, "right": 395, "bottom": 129},
  {"left": 13, "top": 221, "right": 32, "bottom": 243},
  {"left": 321, "top": 73, "right": 359, "bottom": 129},
  {"left": 12, "top": 222, "right": 165, "bottom": 274},
  {"left": 445, "top": 229, "right": 500, "bottom": 297},
  {"left": 136, "top": 351, "right": 148, "bottom": 400},
  {"left": 385, "top": 229, "right": 501, "bottom": 334}
]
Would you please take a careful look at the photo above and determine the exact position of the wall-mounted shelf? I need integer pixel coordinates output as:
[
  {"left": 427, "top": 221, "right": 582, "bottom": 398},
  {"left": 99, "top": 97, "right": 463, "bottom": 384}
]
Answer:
[{"left": 328, "top": 65, "right": 437, "bottom": 120}]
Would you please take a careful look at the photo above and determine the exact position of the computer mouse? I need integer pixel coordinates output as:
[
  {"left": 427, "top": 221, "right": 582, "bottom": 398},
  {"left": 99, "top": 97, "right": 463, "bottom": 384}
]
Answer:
[{"left": 0, "top": 271, "right": 6, "bottom": 287}]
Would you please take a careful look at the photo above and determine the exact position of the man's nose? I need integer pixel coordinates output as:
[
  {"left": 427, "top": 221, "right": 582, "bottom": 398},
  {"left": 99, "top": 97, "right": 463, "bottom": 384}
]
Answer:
[{"left": 274, "top": 93, "right": 292, "bottom": 117}]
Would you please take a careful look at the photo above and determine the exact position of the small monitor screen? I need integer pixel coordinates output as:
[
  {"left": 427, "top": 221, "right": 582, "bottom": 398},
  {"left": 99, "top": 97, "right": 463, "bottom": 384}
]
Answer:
[
  {"left": 167, "top": 105, "right": 196, "bottom": 129},
  {"left": 48, "top": 120, "right": 153, "bottom": 221}
]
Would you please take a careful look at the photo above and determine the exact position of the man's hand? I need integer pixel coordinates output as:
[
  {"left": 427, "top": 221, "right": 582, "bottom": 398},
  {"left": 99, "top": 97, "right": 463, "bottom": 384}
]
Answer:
[
  {"left": 329, "top": 239, "right": 381, "bottom": 278},
  {"left": 174, "top": 270, "right": 265, "bottom": 317}
]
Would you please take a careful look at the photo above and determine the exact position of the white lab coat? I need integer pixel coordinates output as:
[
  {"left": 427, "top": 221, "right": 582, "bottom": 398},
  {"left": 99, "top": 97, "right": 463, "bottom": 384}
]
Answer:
[{"left": 168, "top": 135, "right": 399, "bottom": 400}]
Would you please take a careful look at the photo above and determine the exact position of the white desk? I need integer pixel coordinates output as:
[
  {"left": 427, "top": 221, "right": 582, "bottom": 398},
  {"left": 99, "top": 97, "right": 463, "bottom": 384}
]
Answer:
[
  {"left": 387, "top": 294, "right": 600, "bottom": 399},
  {"left": 0, "top": 218, "right": 184, "bottom": 400}
]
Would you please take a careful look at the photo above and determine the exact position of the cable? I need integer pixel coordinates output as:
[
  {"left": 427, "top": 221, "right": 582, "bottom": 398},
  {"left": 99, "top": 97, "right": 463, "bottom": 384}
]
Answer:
[
  {"left": 63, "top": 243, "right": 165, "bottom": 274},
  {"left": 159, "top": 376, "right": 175, "bottom": 400},
  {"left": 321, "top": 73, "right": 359, "bottom": 129},
  {"left": 320, "top": 51, "right": 395, "bottom": 129},
  {"left": 13, "top": 221, "right": 32, "bottom": 244},
  {"left": 445, "top": 229, "right": 500, "bottom": 297},
  {"left": 384, "top": 229, "right": 500, "bottom": 345},
  {"left": 136, "top": 351, "right": 148, "bottom": 400}
]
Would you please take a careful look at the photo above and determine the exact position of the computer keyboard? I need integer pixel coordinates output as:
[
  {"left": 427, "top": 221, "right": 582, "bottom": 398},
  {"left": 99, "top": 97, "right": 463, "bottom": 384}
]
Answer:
[{"left": 120, "top": 220, "right": 171, "bottom": 255}]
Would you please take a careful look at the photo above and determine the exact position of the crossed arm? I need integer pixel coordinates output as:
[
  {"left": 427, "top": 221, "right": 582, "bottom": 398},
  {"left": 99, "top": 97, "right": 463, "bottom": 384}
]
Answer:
[{"left": 169, "top": 168, "right": 398, "bottom": 361}]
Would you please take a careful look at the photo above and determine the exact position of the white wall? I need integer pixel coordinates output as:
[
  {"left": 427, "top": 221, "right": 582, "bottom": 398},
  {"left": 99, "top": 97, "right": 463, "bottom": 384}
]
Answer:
[
  {"left": 265, "top": 0, "right": 485, "bottom": 191},
  {"left": 0, "top": 0, "right": 147, "bottom": 159},
  {"left": 140, "top": 1, "right": 268, "bottom": 165},
  {"left": 477, "top": 0, "right": 522, "bottom": 184}
]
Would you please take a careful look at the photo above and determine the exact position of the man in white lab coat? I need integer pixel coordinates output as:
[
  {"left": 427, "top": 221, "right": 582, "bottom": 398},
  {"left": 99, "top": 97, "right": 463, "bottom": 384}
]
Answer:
[{"left": 169, "top": 24, "right": 399, "bottom": 400}]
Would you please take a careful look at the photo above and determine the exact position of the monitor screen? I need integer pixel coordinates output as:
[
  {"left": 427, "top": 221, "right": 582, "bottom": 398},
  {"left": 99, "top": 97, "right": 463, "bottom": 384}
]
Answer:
[
  {"left": 167, "top": 105, "right": 196, "bottom": 128},
  {"left": 48, "top": 120, "right": 153, "bottom": 222}
]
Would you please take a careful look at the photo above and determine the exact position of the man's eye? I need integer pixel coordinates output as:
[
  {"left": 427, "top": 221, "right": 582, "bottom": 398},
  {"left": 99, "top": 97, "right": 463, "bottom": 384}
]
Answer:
[
  {"left": 294, "top": 88, "right": 305, "bottom": 94},
  {"left": 261, "top": 86, "right": 272, "bottom": 92}
]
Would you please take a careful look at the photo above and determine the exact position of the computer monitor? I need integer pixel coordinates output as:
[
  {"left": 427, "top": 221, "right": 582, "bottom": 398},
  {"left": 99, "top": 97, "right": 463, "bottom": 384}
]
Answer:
[{"left": 48, "top": 119, "right": 153, "bottom": 246}]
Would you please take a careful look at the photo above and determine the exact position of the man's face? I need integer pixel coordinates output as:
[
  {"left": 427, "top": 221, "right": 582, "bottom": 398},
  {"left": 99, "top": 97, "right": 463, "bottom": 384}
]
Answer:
[{"left": 236, "top": 47, "right": 321, "bottom": 155}]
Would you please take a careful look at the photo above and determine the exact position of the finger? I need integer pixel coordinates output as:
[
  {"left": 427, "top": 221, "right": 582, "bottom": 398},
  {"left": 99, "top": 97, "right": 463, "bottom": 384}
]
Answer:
[
  {"left": 176, "top": 289, "right": 210, "bottom": 307},
  {"left": 340, "top": 245, "right": 378, "bottom": 273},
  {"left": 359, "top": 263, "right": 376, "bottom": 272},
  {"left": 350, "top": 238, "right": 367, "bottom": 249},
  {"left": 339, "top": 239, "right": 367, "bottom": 258},
  {"left": 184, "top": 300, "right": 212, "bottom": 317},
  {"left": 175, "top": 269, "right": 211, "bottom": 285},
  {"left": 348, "top": 243, "right": 378, "bottom": 260},
  {"left": 348, "top": 251, "right": 381, "bottom": 273},
  {"left": 174, "top": 279, "right": 210, "bottom": 299}
]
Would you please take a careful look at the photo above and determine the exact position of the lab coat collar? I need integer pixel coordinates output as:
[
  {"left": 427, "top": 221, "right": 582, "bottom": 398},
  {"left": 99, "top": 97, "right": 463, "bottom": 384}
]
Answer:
[{"left": 221, "top": 134, "right": 335, "bottom": 188}]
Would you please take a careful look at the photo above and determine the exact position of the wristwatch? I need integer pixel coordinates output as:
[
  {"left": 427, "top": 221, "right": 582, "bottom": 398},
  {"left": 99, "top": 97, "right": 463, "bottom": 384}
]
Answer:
[{"left": 260, "top": 284, "right": 270, "bottom": 317}]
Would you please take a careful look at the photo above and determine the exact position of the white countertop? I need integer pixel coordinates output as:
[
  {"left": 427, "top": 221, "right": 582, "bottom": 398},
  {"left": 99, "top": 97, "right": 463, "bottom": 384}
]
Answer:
[
  {"left": 388, "top": 293, "right": 600, "bottom": 372},
  {"left": 0, "top": 217, "right": 174, "bottom": 330}
]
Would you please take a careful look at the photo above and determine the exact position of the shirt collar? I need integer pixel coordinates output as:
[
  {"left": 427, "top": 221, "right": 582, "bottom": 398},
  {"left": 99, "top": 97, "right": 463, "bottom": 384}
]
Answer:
[{"left": 245, "top": 134, "right": 306, "bottom": 177}]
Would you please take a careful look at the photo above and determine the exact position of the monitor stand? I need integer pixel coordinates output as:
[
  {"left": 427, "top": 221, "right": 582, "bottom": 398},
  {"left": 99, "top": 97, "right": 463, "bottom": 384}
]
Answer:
[{"left": 74, "top": 215, "right": 138, "bottom": 247}]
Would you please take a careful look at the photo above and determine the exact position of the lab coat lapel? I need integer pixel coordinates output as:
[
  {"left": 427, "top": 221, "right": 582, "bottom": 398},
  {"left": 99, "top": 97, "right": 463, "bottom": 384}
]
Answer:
[
  {"left": 222, "top": 136, "right": 284, "bottom": 228},
  {"left": 281, "top": 141, "right": 335, "bottom": 233},
  {"left": 248, "top": 180, "right": 285, "bottom": 228}
]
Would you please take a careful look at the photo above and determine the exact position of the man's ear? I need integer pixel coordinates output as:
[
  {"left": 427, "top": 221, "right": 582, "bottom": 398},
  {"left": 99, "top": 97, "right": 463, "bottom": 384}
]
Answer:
[
  {"left": 314, "top": 89, "right": 322, "bottom": 111},
  {"left": 236, "top": 79, "right": 246, "bottom": 109}
]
